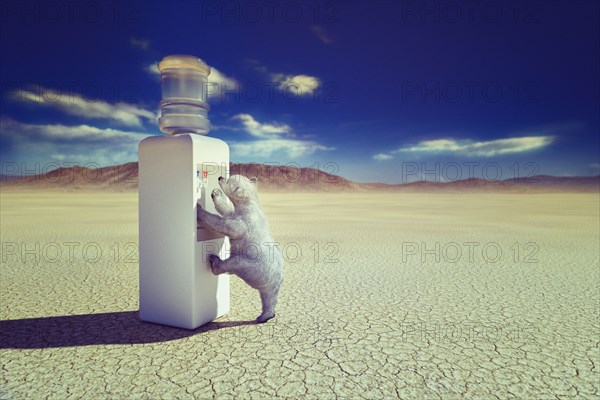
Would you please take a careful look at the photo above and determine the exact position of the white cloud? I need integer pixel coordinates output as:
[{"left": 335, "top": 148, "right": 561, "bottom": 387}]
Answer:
[
  {"left": 272, "top": 73, "right": 320, "bottom": 96},
  {"left": 248, "top": 60, "right": 320, "bottom": 96},
  {"left": 309, "top": 25, "right": 334, "bottom": 44},
  {"left": 231, "top": 113, "right": 292, "bottom": 139},
  {"left": 130, "top": 37, "right": 150, "bottom": 50},
  {"left": 230, "top": 139, "right": 332, "bottom": 159},
  {"left": 146, "top": 62, "right": 160, "bottom": 76},
  {"left": 245, "top": 58, "right": 268, "bottom": 74},
  {"left": 207, "top": 67, "right": 240, "bottom": 98},
  {"left": 373, "top": 153, "right": 394, "bottom": 161},
  {"left": 144, "top": 62, "right": 239, "bottom": 99},
  {"left": 396, "top": 136, "right": 555, "bottom": 157},
  {"left": 0, "top": 118, "right": 151, "bottom": 166},
  {"left": 10, "top": 86, "right": 156, "bottom": 127},
  {"left": 590, "top": 163, "right": 600, "bottom": 169},
  {"left": 225, "top": 113, "right": 333, "bottom": 158}
]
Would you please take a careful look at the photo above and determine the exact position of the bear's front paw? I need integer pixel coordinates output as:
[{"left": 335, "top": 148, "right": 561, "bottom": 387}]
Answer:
[
  {"left": 209, "top": 254, "right": 221, "bottom": 274},
  {"left": 256, "top": 312, "right": 276, "bottom": 323},
  {"left": 211, "top": 188, "right": 222, "bottom": 199}
]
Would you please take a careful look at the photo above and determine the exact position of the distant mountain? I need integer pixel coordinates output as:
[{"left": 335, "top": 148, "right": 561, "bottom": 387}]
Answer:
[
  {"left": 0, "top": 174, "right": 21, "bottom": 182},
  {"left": 229, "top": 163, "right": 359, "bottom": 191},
  {"left": 364, "top": 176, "right": 599, "bottom": 192},
  {"left": 508, "top": 175, "right": 600, "bottom": 191},
  {"left": 1, "top": 162, "right": 598, "bottom": 192},
  {"left": 0, "top": 162, "right": 140, "bottom": 191}
]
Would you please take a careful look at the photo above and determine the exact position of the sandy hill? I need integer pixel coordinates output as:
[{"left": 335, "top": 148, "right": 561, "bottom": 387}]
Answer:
[
  {"left": 0, "top": 162, "right": 358, "bottom": 192},
  {"left": 1, "top": 162, "right": 598, "bottom": 192},
  {"left": 363, "top": 176, "right": 600, "bottom": 192}
]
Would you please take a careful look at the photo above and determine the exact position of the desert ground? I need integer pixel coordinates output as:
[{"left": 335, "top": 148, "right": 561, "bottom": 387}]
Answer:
[{"left": 0, "top": 190, "right": 598, "bottom": 399}]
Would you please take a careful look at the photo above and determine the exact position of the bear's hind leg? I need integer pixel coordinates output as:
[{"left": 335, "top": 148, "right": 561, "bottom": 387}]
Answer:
[
  {"left": 209, "top": 255, "right": 248, "bottom": 277},
  {"left": 257, "top": 287, "right": 280, "bottom": 323}
]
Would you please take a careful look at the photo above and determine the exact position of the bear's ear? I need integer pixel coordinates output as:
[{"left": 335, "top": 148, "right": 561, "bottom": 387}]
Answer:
[{"left": 249, "top": 176, "right": 258, "bottom": 185}]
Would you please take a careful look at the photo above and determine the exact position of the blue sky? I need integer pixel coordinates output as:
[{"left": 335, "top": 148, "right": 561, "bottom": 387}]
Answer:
[{"left": 1, "top": 0, "right": 598, "bottom": 183}]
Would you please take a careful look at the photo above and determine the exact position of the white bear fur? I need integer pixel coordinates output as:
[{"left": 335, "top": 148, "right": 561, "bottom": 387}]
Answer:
[{"left": 197, "top": 175, "right": 284, "bottom": 323}]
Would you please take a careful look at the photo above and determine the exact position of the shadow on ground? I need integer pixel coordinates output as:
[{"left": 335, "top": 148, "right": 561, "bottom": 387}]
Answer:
[{"left": 0, "top": 311, "right": 257, "bottom": 349}]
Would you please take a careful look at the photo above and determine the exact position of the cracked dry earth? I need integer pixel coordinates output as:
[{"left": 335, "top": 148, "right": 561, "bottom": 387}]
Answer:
[{"left": 0, "top": 190, "right": 599, "bottom": 399}]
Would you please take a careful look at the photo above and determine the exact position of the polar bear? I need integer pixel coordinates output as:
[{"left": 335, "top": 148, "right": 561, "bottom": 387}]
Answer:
[{"left": 197, "top": 175, "right": 284, "bottom": 323}]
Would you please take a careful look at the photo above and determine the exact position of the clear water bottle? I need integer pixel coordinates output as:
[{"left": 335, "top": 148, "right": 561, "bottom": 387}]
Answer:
[{"left": 158, "top": 55, "right": 211, "bottom": 135}]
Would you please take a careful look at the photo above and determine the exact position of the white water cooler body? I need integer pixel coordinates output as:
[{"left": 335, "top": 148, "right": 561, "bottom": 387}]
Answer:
[{"left": 138, "top": 133, "right": 230, "bottom": 329}]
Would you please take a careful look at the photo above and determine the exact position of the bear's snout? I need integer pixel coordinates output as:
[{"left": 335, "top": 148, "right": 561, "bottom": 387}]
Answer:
[{"left": 218, "top": 176, "right": 225, "bottom": 183}]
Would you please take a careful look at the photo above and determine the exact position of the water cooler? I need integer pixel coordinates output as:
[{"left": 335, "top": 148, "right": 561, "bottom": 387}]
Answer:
[{"left": 138, "top": 55, "right": 230, "bottom": 329}]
